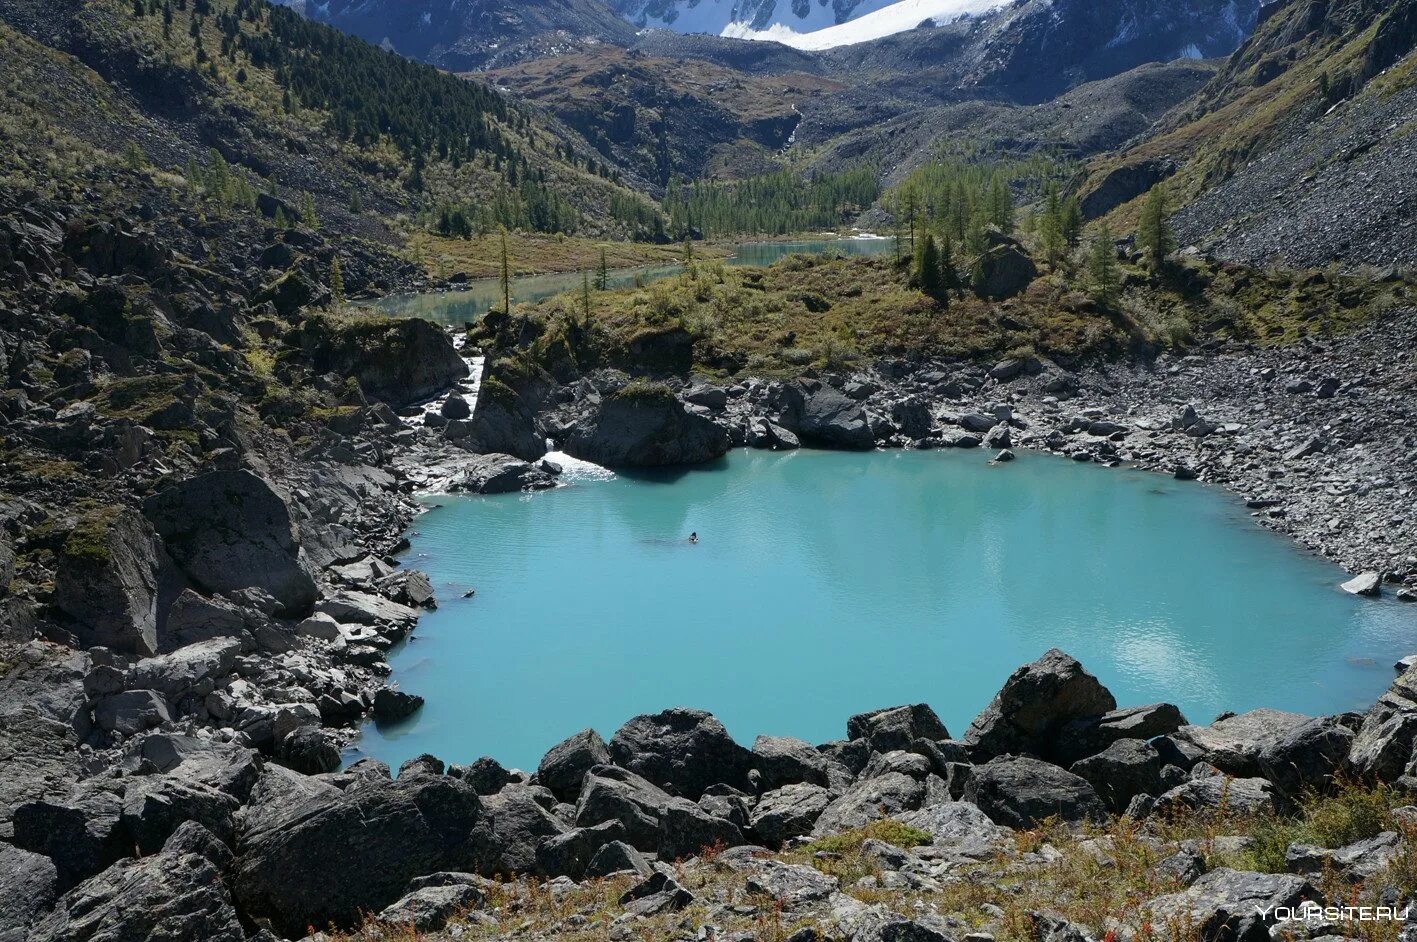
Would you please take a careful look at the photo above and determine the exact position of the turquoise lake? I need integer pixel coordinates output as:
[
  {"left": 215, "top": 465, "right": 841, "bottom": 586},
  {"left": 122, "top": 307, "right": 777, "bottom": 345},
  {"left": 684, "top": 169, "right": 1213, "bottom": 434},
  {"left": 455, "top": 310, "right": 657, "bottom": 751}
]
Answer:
[{"left": 354, "top": 448, "right": 1417, "bottom": 772}]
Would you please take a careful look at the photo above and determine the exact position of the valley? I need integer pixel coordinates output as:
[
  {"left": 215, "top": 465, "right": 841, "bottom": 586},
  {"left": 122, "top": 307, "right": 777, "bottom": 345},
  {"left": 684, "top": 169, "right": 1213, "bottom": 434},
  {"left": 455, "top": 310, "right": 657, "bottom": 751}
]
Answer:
[{"left": 1, "top": 0, "right": 1417, "bottom": 940}]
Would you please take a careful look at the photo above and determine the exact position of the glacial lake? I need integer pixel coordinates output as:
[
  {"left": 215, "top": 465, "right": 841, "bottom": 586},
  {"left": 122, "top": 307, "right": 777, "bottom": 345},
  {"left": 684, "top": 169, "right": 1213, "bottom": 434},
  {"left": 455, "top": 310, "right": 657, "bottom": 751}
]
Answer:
[
  {"left": 354, "top": 448, "right": 1417, "bottom": 772},
  {"left": 373, "top": 236, "right": 897, "bottom": 326}
]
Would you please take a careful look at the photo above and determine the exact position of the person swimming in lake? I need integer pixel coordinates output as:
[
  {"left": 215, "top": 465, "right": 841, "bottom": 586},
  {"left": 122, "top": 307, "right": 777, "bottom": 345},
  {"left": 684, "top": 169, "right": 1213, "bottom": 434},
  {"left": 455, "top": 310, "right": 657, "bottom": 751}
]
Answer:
[{"left": 688, "top": 532, "right": 698, "bottom": 544}]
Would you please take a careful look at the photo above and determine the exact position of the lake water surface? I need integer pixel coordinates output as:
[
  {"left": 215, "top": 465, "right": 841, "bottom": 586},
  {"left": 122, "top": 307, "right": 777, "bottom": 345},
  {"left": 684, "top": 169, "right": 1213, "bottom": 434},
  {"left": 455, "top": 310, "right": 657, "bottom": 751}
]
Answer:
[
  {"left": 374, "top": 236, "right": 896, "bottom": 326},
  {"left": 355, "top": 448, "right": 1417, "bottom": 771}
]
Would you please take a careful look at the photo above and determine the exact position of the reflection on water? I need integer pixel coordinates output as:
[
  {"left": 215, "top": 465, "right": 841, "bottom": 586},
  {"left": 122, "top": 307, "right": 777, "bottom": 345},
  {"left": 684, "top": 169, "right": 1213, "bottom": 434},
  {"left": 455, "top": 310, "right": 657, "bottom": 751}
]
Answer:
[
  {"left": 355, "top": 449, "right": 1417, "bottom": 771},
  {"left": 373, "top": 236, "right": 897, "bottom": 327}
]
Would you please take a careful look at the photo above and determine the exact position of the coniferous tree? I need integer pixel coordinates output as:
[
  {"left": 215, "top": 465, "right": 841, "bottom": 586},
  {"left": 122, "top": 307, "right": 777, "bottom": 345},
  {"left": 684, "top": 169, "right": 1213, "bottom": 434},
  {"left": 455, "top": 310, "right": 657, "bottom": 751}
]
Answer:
[
  {"left": 581, "top": 270, "right": 592, "bottom": 324},
  {"left": 329, "top": 257, "right": 344, "bottom": 307},
  {"left": 915, "top": 233, "right": 944, "bottom": 300},
  {"left": 595, "top": 249, "right": 609, "bottom": 291},
  {"left": 300, "top": 192, "right": 318, "bottom": 228},
  {"left": 1087, "top": 224, "right": 1122, "bottom": 308},
  {"left": 1136, "top": 185, "right": 1175, "bottom": 267},
  {"left": 1061, "top": 197, "right": 1083, "bottom": 248},
  {"left": 988, "top": 176, "right": 1014, "bottom": 232},
  {"left": 1038, "top": 187, "right": 1065, "bottom": 267},
  {"left": 938, "top": 234, "right": 959, "bottom": 301}
]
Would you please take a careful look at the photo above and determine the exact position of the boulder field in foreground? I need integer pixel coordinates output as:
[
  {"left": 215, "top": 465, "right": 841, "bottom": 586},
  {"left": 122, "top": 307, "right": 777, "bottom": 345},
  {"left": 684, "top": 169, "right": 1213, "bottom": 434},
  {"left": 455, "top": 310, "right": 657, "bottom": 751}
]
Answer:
[{"left": 12, "top": 645, "right": 1417, "bottom": 940}]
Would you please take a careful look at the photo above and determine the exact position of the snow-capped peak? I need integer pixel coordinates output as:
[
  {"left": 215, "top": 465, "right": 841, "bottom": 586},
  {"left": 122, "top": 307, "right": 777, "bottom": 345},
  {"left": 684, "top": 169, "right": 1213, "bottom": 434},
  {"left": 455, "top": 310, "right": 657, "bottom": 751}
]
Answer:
[{"left": 720, "top": 0, "right": 1010, "bottom": 50}]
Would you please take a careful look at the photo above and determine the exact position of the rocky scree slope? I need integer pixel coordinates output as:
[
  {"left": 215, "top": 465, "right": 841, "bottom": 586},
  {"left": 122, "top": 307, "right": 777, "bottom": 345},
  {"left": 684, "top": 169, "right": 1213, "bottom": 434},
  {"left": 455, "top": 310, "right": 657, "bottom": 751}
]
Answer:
[{"left": 1077, "top": 0, "right": 1417, "bottom": 268}]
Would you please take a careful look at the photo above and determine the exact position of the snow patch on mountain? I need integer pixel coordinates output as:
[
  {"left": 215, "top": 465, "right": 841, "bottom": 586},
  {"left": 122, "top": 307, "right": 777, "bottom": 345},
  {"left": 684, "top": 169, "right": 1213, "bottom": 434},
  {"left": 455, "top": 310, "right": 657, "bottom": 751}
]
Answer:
[{"left": 721, "top": 0, "right": 1009, "bottom": 50}]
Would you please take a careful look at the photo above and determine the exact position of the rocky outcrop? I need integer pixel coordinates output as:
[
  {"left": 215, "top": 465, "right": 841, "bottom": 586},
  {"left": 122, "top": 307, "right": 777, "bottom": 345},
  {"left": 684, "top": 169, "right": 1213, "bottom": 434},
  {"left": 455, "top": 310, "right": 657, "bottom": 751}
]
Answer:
[
  {"left": 964, "top": 648, "right": 1117, "bottom": 758},
  {"left": 450, "top": 453, "right": 557, "bottom": 494},
  {"left": 143, "top": 470, "right": 318, "bottom": 614},
  {"left": 463, "top": 358, "right": 553, "bottom": 462},
  {"left": 295, "top": 314, "right": 468, "bottom": 406},
  {"left": 964, "top": 755, "right": 1107, "bottom": 828},
  {"left": 50, "top": 509, "right": 169, "bottom": 656},
  {"left": 1080, "top": 158, "right": 1177, "bottom": 220},
  {"left": 231, "top": 766, "right": 500, "bottom": 935},
  {"left": 608, "top": 708, "right": 753, "bottom": 798},
  {"left": 563, "top": 383, "right": 729, "bottom": 467},
  {"left": 770, "top": 379, "right": 874, "bottom": 450}
]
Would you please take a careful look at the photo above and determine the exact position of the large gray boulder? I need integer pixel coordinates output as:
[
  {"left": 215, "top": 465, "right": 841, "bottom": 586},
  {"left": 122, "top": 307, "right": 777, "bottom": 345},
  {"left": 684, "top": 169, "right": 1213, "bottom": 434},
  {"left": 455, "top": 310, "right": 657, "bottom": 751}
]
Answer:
[
  {"left": 537, "top": 728, "right": 611, "bottom": 802},
  {"left": 161, "top": 589, "right": 262, "bottom": 651},
  {"left": 1152, "top": 774, "right": 1279, "bottom": 818},
  {"left": 575, "top": 765, "right": 674, "bottom": 850},
  {"left": 1170, "top": 709, "right": 1312, "bottom": 778},
  {"left": 563, "top": 384, "right": 730, "bottom": 467},
  {"left": 12, "top": 782, "right": 129, "bottom": 890},
  {"left": 27, "top": 822, "right": 244, "bottom": 942},
  {"left": 92, "top": 689, "right": 170, "bottom": 736},
  {"left": 51, "top": 509, "right": 167, "bottom": 656},
  {"left": 898, "top": 801, "right": 1011, "bottom": 859},
  {"left": 1052, "top": 702, "right": 1188, "bottom": 764},
  {"left": 483, "top": 785, "right": 568, "bottom": 874},
  {"left": 1145, "top": 868, "right": 1314, "bottom": 942},
  {"left": 464, "top": 358, "right": 552, "bottom": 461},
  {"left": 751, "top": 735, "right": 830, "bottom": 790},
  {"left": 535, "top": 820, "right": 626, "bottom": 880},
  {"left": 296, "top": 314, "right": 467, "bottom": 406},
  {"left": 1069, "top": 739, "right": 1164, "bottom": 813},
  {"left": 231, "top": 766, "right": 500, "bottom": 935},
  {"left": 964, "top": 755, "right": 1106, "bottom": 828},
  {"left": 847, "top": 703, "right": 950, "bottom": 753},
  {"left": 451, "top": 453, "right": 556, "bottom": 494},
  {"left": 1258, "top": 715, "right": 1355, "bottom": 796},
  {"left": 748, "top": 783, "right": 831, "bottom": 847},
  {"left": 123, "top": 638, "right": 242, "bottom": 700},
  {"left": 964, "top": 649, "right": 1117, "bottom": 758},
  {"left": 143, "top": 470, "right": 318, "bottom": 613},
  {"left": 608, "top": 708, "right": 753, "bottom": 798},
  {"left": 1348, "top": 668, "right": 1417, "bottom": 781},
  {"left": 772, "top": 381, "right": 874, "bottom": 449},
  {"left": 0, "top": 842, "right": 58, "bottom": 938},
  {"left": 811, "top": 772, "right": 927, "bottom": 836},
  {"left": 971, "top": 243, "right": 1038, "bottom": 301},
  {"left": 657, "top": 799, "right": 745, "bottom": 861}
]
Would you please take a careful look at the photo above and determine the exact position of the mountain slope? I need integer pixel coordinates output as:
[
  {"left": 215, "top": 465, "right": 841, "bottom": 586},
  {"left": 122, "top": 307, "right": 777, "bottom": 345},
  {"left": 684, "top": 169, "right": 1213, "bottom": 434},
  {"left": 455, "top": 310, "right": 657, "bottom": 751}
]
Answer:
[
  {"left": 1078, "top": 0, "right": 1417, "bottom": 267},
  {"left": 274, "top": 0, "right": 638, "bottom": 71},
  {"left": 0, "top": 0, "right": 662, "bottom": 241}
]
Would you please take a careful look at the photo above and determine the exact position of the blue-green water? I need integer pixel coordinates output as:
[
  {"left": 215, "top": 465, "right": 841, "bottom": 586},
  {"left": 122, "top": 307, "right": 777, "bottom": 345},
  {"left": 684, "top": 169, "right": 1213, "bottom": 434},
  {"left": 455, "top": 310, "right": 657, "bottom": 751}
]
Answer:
[
  {"left": 373, "top": 236, "right": 896, "bottom": 326},
  {"left": 354, "top": 449, "right": 1417, "bottom": 771}
]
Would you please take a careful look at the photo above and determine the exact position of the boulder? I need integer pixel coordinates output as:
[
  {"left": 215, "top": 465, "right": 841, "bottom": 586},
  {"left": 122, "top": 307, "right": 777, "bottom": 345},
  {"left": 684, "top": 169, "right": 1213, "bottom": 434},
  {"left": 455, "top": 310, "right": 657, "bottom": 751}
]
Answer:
[
  {"left": 1257, "top": 715, "right": 1355, "bottom": 795},
  {"left": 464, "top": 359, "right": 551, "bottom": 462},
  {"left": 93, "top": 689, "right": 171, "bottom": 736},
  {"left": 11, "top": 782, "right": 128, "bottom": 890},
  {"left": 586, "top": 839, "right": 652, "bottom": 878},
  {"left": 563, "top": 384, "right": 730, "bottom": 467},
  {"left": 1145, "top": 868, "right": 1314, "bottom": 942},
  {"left": 811, "top": 772, "right": 926, "bottom": 836},
  {"left": 743, "top": 859, "right": 838, "bottom": 907},
  {"left": 1348, "top": 709, "right": 1417, "bottom": 781},
  {"left": 575, "top": 765, "right": 674, "bottom": 850},
  {"left": 1069, "top": 739, "right": 1164, "bottom": 812},
  {"left": 143, "top": 470, "right": 318, "bottom": 613},
  {"left": 296, "top": 315, "right": 467, "bottom": 406},
  {"left": 658, "top": 799, "right": 745, "bottom": 861},
  {"left": 1052, "top": 702, "right": 1188, "bottom": 764},
  {"left": 964, "top": 649, "right": 1117, "bottom": 758},
  {"left": 608, "top": 708, "right": 753, "bottom": 798},
  {"left": 51, "top": 509, "right": 167, "bottom": 656},
  {"left": 450, "top": 453, "right": 557, "bottom": 494},
  {"left": 483, "top": 785, "right": 568, "bottom": 874},
  {"left": 535, "top": 820, "right": 627, "bottom": 880},
  {"left": 377, "top": 883, "right": 484, "bottom": 932},
  {"left": 752, "top": 735, "right": 830, "bottom": 790},
  {"left": 1170, "top": 709, "right": 1312, "bottom": 778},
  {"left": 318, "top": 589, "right": 418, "bottom": 630},
  {"left": 537, "top": 728, "right": 611, "bottom": 802},
  {"left": 898, "top": 801, "right": 1010, "bottom": 859},
  {"left": 27, "top": 822, "right": 245, "bottom": 942},
  {"left": 162, "top": 590, "right": 262, "bottom": 651},
  {"left": 231, "top": 766, "right": 500, "bottom": 935},
  {"left": 372, "top": 687, "right": 423, "bottom": 722},
  {"left": 255, "top": 269, "right": 326, "bottom": 317},
  {"left": 0, "top": 842, "right": 59, "bottom": 937},
  {"left": 123, "top": 637, "right": 242, "bottom": 700},
  {"left": 276, "top": 726, "right": 341, "bottom": 775},
  {"left": 120, "top": 773, "right": 241, "bottom": 855},
  {"left": 847, "top": 703, "right": 950, "bottom": 754},
  {"left": 971, "top": 244, "right": 1038, "bottom": 301},
  {"left": 1341, "top": 572, "right": 1382, "bottom": 596},
  {"left": 1152, "top": 774, "right": 1278, "bottom": 817},
  {"left": 748, "top": 783, "right": 831, "bottom": 848},
  {"left": 620, "top": 869, "right": 695, "bottom": 916},
  {"left": 964, "top": 756, "right": 1106, "bottom": 828},
  {"left": 1285, "top": 831, "right": 1399, "bottom": 882},
  {"left": 453, "top": 755, "right": 519, "bottom": 795}
]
